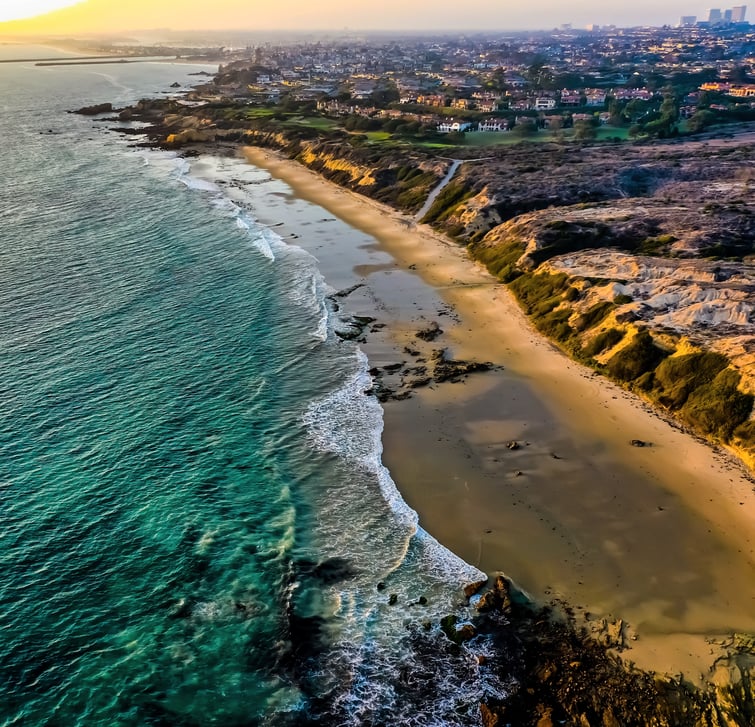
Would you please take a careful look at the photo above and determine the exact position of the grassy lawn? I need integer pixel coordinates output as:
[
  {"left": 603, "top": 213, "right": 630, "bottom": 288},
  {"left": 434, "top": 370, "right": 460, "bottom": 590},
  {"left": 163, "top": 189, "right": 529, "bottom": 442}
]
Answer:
[
  {"left": 285, "top": 116, "right": 338, "bottom": 130},
  {"left": 363, "top": 131, "right": 392, "bottom": 143},
  {"left": 463, "top": 131, "right": 527, "bottom": 146},
  {"left": 462, "top": 125, "right": 630, "bottom": 146},
  {"left": 244, "top": 107, "right": 276, "bottom": 119},
  {"left": 596, "top": 125, "right": 630, "bottom": 141}
]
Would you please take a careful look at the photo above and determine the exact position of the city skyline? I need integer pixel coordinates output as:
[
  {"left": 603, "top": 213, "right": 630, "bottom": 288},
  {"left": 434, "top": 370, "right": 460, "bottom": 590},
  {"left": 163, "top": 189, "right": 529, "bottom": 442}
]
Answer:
[{"left": 0, "top": 0, "right": 750, "bottom": 33}]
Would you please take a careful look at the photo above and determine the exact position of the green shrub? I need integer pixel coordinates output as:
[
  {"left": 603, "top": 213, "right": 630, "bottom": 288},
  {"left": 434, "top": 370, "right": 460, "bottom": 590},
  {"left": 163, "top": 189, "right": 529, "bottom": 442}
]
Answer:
[
  {"left": 653, "top": 352, "right": 728, "bottom": 409},
  {"left": 733, "top": 420, "right": 755, "bottom": 448},
  {"left": 470, "top": 240, "right": 526, "bottom": 282},
  {"left": 679, "top": 369, "right": 753, "bottom": 441},
  {"left": 634, "top": 371, "right": 656, "bottom": 391},
  {"left": 574, "top": 301, "right": 615, "bottom": 331},
  {"left": 613, "top": 293, "right": 633, "bottom": 305},
  {"left": 509, "top": 272, "right": 570, "bottom": 315},
  {"left": 533, "top": 295, "right": 563, "bottom": 317},
  {"left": 564, "top": 286, "right": 581, "bottom": 302},
  {"left": 420, "top": 180, "right": 475, "bottom": 224},
  {"left": 606, "top": 329, "right": 668, "bottom": 382},
  {"left": 638, "top": 235, "right": 677, "bottom": 255},
  {"left": 584, "top": 328, "right": 625, "bottom": 357},
  {"left": 535, "top": 307, "right": 574, "bottom": 343}
]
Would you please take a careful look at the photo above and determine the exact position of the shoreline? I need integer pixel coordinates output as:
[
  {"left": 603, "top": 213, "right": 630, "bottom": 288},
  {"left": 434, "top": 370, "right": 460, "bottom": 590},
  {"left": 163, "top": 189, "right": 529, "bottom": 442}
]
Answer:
[{"left": 238, "top": 144, "right": 755, "bottom": 683}]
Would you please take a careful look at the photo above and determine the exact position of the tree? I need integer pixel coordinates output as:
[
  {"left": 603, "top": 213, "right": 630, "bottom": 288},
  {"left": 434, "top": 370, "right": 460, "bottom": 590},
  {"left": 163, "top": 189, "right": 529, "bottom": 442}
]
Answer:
[
  {"left": 512, "top": 119, "right": 538, "bottom": 137},
  {"left": 607, "top": 99, "right": 624, "bottom": 126},
  {"left": 687, "top": 109, "right": 716, "bottom": 133},
  {"left": 624, "top": 98, "right": 648, "bottom": 121},
  {"left": 574, "top": 120, "right": 597, "bottom": 141},
  {"left": 628, "top": 123, "right": 644, "bottom": 138},
  {"left": 370, "top": 82, "right": 399, "bottom": 108}
]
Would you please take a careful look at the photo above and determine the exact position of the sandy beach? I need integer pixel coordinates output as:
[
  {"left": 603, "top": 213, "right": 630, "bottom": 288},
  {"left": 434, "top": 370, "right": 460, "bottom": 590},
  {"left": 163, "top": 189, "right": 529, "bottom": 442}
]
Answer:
[{"left": 239, "top": 145, "right": 755, "bottom": 682}]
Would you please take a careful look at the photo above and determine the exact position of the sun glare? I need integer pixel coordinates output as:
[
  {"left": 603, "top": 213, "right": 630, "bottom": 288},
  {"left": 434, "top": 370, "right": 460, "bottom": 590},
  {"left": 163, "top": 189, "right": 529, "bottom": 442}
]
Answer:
[{"left": 0, "top": 0, "right": 83, "bottom": 22}]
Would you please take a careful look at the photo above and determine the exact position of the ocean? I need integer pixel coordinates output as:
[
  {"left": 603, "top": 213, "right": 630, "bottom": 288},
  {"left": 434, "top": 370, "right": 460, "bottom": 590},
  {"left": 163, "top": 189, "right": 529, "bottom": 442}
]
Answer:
[{"left": 0, "top": 46, "right": 505, "bottom": 725}]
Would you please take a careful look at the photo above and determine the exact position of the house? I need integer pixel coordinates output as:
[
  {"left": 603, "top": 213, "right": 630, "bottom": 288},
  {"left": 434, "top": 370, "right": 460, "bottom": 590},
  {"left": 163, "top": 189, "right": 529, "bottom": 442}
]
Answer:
[
  {"left": 612, "top": 88, "right": 653, "bottom": 101},
  {"left": 478, "top": 117, "right": 510, "bottom": 132},
  {"left": 560, "top": 91, "right": 582, "bottom": 106},
  {"left": 477, "top": 101, "right": 499, "bottom": 112},
  {"left": 437, "top": 119, "right": 474, "bottom": 133},
  {"left": 729, "top": 85, "right": 755, "bottom": 98},
  {"left": 417, "top": 94, "right": 447, "bottom": 107},
  {"left": 535, "top": 97, "right": 557, "bottom": 110},
  {"left": 586, "top": 91, "right": 607, "bottom": 106}
]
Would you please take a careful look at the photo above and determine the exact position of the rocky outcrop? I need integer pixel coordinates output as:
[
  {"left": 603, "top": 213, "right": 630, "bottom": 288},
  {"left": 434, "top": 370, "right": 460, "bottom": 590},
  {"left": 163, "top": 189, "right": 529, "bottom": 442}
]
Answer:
[
  {"left": 470, "top": 576, "right": 755, "bottom": 727},
  {"left": 72, "top": 102, "right": 114, "bottom": 115}
]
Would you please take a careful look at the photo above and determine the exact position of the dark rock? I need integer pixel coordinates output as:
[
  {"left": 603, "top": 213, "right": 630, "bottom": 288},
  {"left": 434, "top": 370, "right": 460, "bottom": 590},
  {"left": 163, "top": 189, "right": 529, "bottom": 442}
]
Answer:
[
  {"left": 353, "top": 315, "right": 376, "bottom": 326},
  {"left": 440, "top": 614, "right": 476, "bottom": 644},
  {"left": 416, "top": 321, "right": 444, "bottom": 341},
  {"left": 457, "top": 623, "right": 477, "bottom": 642},
  {"left": 480, "top": 703, "right": 500, "bottom": 727},
  {"left": 170, "top": 82, "right": 181, "bottom": 88},
  {"left": 507, "top": 440, "right": 520, "bottom": 450},
  {"left": 431, "top": 348, "right": 494, "bottom": 383},
  {"left": 630, "top": 439, "right": 650, "bottom": 447},
  {"left": 408, "top": 377, "right": 432, "bottom": 388},
  {"left": 376, "top": 581, "right": 386, "bottom": 591},
  {"left": 72, "top": 102, "right": 113, "bottom": 115},
  {"left": 464, "top": 579, "right": 488, "bottom": 598},
  {"left": 332, "top": 282, "right": 365, "bottom": 298},
  {"left": 476, "top": 575, "right": 513, "bottom": 615},
  {"left": 312, "top": 557, "right": 358, "bottom": 584},
  {"left": 388, "top": 593, "right": 398, "bottom": 605}
]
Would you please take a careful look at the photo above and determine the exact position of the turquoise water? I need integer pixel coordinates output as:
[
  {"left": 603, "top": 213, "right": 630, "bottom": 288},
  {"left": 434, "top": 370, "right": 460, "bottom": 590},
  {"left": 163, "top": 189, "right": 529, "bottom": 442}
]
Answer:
[{"left": 0, "top": 48, "right": 503, "bottom": 725}]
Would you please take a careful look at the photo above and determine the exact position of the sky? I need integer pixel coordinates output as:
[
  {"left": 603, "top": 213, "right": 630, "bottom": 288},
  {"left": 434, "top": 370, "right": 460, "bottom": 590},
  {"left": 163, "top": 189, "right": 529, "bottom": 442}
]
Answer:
[{"left": 0, "top": 0, "right": 738, "bottom": 33}]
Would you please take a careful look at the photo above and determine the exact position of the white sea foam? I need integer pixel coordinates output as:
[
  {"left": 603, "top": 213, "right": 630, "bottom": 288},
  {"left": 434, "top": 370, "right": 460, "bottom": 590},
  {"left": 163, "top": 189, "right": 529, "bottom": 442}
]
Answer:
[{"left": 302, "top": 348, "right": 485, "bottom": 585}]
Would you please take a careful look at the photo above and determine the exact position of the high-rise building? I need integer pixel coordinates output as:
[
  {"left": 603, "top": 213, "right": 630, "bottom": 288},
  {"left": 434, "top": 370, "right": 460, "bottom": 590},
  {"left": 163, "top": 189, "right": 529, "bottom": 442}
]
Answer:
[
  {"left": 724, "top": 8, "right": 733, "bottom": 20},
  {"left": 730, "top": 5, "right": 747, "bottom": 21},
  {"left": 708, "top": 7, "right": 723, "bottom": 22},
  {"left": 679, "top": 15, "right": 697, "bottom": 25}
]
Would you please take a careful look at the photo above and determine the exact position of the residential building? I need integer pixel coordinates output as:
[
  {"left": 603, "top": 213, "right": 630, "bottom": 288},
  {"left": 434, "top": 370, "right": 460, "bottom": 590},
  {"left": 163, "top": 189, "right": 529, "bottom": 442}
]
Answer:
[
  {"left": 437, "top": 119, "right": 474, "bottom": 133},
  {"left": 535, "top": 97, "right": 557, "bottom": 110},
  {"left": 478, "top": 117, "right": 509, "bottom": 131}
]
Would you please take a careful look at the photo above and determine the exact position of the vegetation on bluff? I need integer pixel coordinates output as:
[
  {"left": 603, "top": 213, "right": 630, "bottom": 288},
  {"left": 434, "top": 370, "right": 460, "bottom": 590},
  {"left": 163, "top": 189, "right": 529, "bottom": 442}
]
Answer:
[{"left": 489, "top": 264, "right": 754, "bottom": 455}]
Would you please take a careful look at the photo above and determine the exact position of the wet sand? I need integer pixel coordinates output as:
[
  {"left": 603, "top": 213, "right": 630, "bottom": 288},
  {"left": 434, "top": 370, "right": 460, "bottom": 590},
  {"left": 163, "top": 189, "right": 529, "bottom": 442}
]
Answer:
[{"left": 240, "top": 145, "right": 755, "bottom": 682}]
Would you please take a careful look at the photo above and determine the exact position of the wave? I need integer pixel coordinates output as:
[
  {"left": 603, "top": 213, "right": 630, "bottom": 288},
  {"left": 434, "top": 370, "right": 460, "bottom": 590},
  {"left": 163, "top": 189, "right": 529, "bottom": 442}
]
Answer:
[{"left": 123, "top": 145, "right": 505, "bottom": 724}]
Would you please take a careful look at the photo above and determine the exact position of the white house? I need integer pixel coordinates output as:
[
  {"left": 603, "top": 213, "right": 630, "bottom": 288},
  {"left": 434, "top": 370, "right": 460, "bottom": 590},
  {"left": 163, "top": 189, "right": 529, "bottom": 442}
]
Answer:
[
  {"left": 535, "top": 97, "right": 557, "bottom": 110},
  {"left": 478, "top": 118, "right": 510, "bottom": 132},
  {"left": 437, "top": 119, "right": 474, "bottom": 133}
]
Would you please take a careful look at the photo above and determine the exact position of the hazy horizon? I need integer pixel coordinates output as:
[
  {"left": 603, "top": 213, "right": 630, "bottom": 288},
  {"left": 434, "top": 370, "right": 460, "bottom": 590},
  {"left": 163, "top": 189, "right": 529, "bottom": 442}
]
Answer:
[{"left": 0, "top": 0, "right": 745, "bottom": 36}]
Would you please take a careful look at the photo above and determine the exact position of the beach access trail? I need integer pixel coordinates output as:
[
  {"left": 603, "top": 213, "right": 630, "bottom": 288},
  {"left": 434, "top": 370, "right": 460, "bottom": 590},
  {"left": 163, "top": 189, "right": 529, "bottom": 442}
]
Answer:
[{"left": 241, "top": 145, "right": 755, "bottom": 683}]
